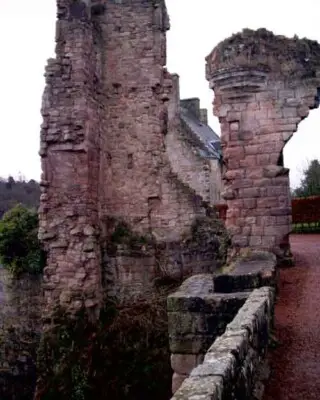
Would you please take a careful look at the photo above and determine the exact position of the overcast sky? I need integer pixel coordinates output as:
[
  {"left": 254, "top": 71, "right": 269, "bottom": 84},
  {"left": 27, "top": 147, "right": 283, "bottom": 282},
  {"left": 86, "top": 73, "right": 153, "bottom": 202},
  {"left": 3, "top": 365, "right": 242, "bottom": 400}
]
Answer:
[{"left": 0, "top": 0, "right": 319, "bottom": 187}]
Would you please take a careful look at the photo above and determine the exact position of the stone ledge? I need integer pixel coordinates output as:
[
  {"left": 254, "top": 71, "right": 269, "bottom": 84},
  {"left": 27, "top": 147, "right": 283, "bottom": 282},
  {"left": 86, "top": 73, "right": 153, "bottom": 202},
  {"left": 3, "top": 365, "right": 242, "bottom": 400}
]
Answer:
[
  {"left": 171, "top": 287, "right": 275, "bottom": 399},
  {"left": 213, "top": 251, "right": 277, "bottom": 293},
  {"left": 167, "top": 275, "right": 249, "bottom": 355}
]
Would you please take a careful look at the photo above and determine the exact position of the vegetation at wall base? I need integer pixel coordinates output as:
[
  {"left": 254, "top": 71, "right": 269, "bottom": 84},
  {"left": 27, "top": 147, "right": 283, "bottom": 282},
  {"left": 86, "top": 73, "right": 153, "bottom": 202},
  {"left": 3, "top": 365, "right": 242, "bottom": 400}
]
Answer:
[
  {"left": 36, "top": 286, "right": 177, "bottom": 400},
  {"left": 0, "top": 204, "right": 45, "bottom": 277}
]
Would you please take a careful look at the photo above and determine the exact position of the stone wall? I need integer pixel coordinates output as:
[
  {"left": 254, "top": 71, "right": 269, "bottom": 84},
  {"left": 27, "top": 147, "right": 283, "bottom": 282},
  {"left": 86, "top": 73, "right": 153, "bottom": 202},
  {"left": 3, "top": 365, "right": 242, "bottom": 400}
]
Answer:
[
  {"left": 170, "top": 286, "right": 275, "bottom": 399},
  {"left": 0, "top": 269, "right": 43, "bottom": 399},
  {"left": 166, "top": 75, "right": 222, "bottom": 206},
  {"left": 39, "top": 0, "right": 103, "bottom": 318},
  {"left": 103, "top": 214, "right": 229, "bottom": 303},
  {"left": 209, "top": 159, "right": 223, "bottom": 205},
  {"left": 39, "top": 0, "right": 225, "bottom": 310},
  {"left": 167, "top": 275, "right": 249, "bottom": 393},
  {"left": 39, "top": 0, "right": 201, "bottom": 314},
  {"left": 206, "top": 28, "right": 320, "bottom": 263},
  {"left": 98, "top": 1, "right": 204, "bottom": 241}
]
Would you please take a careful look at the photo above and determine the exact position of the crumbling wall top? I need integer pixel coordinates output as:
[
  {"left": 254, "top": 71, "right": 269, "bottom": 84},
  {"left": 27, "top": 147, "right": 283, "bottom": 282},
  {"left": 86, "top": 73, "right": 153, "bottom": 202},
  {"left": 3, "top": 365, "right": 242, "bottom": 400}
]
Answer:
[{"left": 206, "top": 28, "right": 320, "bottom": 80}]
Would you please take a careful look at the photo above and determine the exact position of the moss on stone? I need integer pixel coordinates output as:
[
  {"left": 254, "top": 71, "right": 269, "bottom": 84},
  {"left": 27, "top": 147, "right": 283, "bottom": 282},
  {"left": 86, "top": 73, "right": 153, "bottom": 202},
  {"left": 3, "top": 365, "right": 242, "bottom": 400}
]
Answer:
[
  {"left": 208, "top": 28, "right": 320, "bottom": 78},
  {"left": 105, "top": 219, "right": 155, "bottom": 256},
  {"left": 186, "top": 214, "right": 231, "bottom": 268}
]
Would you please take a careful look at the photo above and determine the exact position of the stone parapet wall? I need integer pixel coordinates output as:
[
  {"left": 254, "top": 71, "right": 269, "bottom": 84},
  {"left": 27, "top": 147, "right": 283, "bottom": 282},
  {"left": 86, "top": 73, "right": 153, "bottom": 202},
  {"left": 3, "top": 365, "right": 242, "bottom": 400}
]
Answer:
[
  {"left": 167, "top": 275, "right": 249, "bottom": 393},
  {"left": 171, "top": 286, "right": 275, "bottom": 399}
]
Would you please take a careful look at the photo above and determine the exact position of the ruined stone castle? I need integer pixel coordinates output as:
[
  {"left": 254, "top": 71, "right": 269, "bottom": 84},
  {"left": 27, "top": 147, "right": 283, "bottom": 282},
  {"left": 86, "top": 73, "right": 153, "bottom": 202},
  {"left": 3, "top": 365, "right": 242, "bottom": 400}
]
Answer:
[
  {"left": 2, "top": 0, "right": 320, "bottom": 398},
  {"left": 38, "top": 0, "right": 320, "bottom": 322},
  {"left": 39, "top": 0, "right": 224, "bottom": 315}
]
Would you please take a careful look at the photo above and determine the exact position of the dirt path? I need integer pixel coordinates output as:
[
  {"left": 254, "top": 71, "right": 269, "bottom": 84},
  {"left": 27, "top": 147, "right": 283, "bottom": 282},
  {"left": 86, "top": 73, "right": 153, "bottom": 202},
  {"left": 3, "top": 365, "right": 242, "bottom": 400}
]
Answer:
[{"left": 264, "top": 234, "right": 320, "bottom": 400}]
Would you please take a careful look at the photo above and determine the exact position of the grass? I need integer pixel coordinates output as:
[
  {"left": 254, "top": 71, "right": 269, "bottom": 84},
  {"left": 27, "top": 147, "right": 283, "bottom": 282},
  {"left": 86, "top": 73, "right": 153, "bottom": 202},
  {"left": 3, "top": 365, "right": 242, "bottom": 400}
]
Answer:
[{"left": 292, "top": 221, "right": 320, "bottom": 234}]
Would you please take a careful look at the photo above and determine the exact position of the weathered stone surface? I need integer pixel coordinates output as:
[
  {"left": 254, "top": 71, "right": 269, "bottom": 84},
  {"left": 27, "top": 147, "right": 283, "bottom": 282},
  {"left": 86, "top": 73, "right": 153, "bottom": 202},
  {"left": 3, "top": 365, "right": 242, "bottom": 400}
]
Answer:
[
  {"left": 171, "top": 354, "right": 205, "bottom": 376},
  {"left": 168, "top": 274, "right": 250, "bottom": 392},
  {"left": 206, "top": 28, "right": 320, "bottom": 262},
  {"left": 39, "top": 0, "right": 226, "bottom": 316},
  {"left": 213, "top": 251, "right": 277, "bottom": 293},
  {"left": 171, "top": 287, "right": 275, "bottom": 399}
]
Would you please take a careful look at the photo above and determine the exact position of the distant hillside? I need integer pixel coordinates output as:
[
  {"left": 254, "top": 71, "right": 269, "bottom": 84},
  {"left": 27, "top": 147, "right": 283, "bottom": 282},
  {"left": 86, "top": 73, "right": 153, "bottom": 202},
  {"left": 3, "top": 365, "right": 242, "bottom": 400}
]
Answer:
[{"left": 0, "top": 177, "right": 40, "bottom": 217}]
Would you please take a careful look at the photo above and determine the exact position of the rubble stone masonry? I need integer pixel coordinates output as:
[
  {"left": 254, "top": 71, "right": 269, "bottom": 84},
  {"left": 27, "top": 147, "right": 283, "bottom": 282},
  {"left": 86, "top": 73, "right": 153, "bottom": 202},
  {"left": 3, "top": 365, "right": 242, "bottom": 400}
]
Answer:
[{"left": 39, "top": 0, "right": 212, "bottom": 315}]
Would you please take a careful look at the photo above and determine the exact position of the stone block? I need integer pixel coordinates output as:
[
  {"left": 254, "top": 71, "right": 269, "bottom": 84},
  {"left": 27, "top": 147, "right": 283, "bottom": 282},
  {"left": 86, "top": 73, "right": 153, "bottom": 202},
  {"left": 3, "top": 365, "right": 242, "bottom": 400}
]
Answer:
[
  {"left": 261, "top": 236, "right": 276, "bottom": 247},
  {"left": 168, "top": 333, "right": 217, "bottom": 355},
  {"left": 213, "top": 251, "right": 277, "bottom": 293},
  {"left": 249, "top": 236, "right": 262, "bottom": 246},
  {"left": 172, "top": 375, "right": 223, "bottom": 400},
  {"left": 171, "top": 354, "right": 204, "bottom": 375},
  {"left": 172, "top": 372, "right": 188, "bottom": 394},
  {"left": 239, "top": 187, "right": 260, "bottom": 198},
  {"left": 232, "top": 235, "right": 249, "bottom": 247},
  {"left": 209, "top": 329, "right": 249, "bottom": 362},
  {"left": 242, "top": 198, "right": 255, "bottom": 209},
  {"left": 257, "top": 197, "right": 279, "bottom": 208},
  {"left": 168, "top": 312, "right": 210, "bottom": 336},
  {"left": 192, "top": 352, "right": 236, "bottom": 381}
]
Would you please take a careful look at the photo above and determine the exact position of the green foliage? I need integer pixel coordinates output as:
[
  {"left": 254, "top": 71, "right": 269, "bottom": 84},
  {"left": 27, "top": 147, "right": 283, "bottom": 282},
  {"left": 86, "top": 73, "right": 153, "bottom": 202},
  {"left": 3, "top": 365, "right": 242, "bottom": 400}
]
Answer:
[
  {"left": 293, "top": 159, "right": 320, "bottom": 198},
  {"left": 0, "top": 176, "right": 40, "bottom": 218},
  {"left": 37, "top": 291, "right": 175, "bottom": 400},
  {"left": 0, "top": 204, "right": 45, "bottom": 276},
  {"left": 106, "top": 219, "right": 154, "bottom": 255}
]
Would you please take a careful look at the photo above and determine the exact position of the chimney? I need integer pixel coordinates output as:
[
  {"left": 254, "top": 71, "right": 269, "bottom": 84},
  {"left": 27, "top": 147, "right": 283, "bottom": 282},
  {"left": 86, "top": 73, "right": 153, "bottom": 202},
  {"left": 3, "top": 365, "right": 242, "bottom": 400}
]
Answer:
[
  {"left": 180, "top": 98, "right": 200, "bottom": 120},
  {"left": 199, "top": 108, "right": 208, "bottom": 125}
]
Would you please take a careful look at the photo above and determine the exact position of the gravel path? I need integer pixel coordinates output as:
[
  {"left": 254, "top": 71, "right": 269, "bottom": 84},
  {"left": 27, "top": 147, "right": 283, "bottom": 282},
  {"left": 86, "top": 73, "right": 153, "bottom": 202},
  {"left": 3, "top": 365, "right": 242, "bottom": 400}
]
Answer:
[{"left": 264, "top": 234, "right": 320, "bottom": 400}]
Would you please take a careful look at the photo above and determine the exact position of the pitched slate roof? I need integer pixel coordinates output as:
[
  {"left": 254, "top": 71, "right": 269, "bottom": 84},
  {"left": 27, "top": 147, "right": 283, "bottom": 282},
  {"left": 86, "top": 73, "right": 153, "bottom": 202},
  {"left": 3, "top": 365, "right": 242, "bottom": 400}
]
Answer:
[{"left": 180, "top": 106, "right": 222, "bottom": 160}]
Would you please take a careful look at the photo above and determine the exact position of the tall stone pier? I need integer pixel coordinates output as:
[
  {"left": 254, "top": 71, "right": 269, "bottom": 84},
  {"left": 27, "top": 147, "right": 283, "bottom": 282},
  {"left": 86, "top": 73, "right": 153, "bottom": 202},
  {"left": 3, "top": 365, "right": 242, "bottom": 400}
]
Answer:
[
  {"left": 206, "top": 29, "right": 320, "bottom": 262},
  {"left": 39, "top": 0, "right": 103, "bottom": 319}
]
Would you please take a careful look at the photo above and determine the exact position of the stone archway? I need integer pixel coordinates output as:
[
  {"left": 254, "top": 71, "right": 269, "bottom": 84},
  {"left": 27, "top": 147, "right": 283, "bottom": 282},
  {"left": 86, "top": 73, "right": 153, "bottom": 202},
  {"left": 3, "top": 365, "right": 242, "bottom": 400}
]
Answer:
[{"left": 206, "top": 28, "right": 320, "bottom": 263}]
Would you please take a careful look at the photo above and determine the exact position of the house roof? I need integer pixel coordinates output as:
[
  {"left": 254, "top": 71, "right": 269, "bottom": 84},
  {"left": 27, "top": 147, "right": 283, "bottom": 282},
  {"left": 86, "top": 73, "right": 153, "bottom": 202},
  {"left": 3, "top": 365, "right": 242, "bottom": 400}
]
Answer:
[{"left": 180, "top": 106, "right": 222, "bottom": 160}]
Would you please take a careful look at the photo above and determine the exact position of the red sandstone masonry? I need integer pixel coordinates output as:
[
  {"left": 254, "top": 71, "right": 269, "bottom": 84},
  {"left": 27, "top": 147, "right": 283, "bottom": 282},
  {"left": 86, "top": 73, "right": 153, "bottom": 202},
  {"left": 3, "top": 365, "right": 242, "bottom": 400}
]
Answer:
[
  {"left": 39, "top": 0, "right": 212, "bottom": 314},
  {"left": 98, "top": 1, "right": 205, "bottom": 242},
  {"left": 206, "top": 29, "right": 320, "bottom": 262},
  {"left": 39, "top": 0, "right": 103, "bottom": 318}
]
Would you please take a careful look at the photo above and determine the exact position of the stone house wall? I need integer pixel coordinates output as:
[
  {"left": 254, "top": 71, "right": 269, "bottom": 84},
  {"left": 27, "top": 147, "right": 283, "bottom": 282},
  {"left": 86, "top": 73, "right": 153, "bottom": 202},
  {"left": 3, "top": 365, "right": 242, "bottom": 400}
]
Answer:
[
  {"left": 166, "top": 75, "right": 223, "bottom": 206},
  {"left": 209, "top": 159, "right": 223, "bottom": 204}
]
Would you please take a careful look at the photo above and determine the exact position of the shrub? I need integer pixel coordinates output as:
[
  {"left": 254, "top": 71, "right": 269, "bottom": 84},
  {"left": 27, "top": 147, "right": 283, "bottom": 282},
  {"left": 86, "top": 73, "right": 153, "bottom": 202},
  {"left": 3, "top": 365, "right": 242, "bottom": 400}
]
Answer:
[
  {"left": 292, "top": 195, "right": 320, "bottom": 225},
  {"left": 0, "top": 204, "right": 45, "bottom": 276},
  {"left": 36, "top": 288, "right": 177, "bottom": 400}
]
